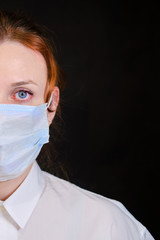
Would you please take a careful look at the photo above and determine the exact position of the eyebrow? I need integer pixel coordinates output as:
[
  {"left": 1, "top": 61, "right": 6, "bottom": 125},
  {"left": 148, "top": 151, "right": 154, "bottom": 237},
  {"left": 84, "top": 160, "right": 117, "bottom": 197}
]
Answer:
[{"left": 11, "top": 80, "right": 38, "bottom": 87}]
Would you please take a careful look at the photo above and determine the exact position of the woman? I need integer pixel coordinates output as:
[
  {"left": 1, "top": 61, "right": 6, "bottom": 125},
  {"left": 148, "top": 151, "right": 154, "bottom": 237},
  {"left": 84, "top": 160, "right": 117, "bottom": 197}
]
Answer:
[{"left": 0, "top": 10, "right": 154, "bottom": 240}]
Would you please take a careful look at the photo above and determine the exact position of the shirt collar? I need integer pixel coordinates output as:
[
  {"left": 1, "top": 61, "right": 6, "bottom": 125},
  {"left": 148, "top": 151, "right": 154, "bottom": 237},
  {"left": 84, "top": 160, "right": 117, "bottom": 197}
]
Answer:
[{"left": 3, "top": 161, "right": 45, "bottom": 229}]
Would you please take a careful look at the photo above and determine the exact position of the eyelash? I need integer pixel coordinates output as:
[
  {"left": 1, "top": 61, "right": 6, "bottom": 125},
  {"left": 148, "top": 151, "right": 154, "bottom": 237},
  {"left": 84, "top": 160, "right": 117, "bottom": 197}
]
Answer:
[{"left": 12, "top": 89, "right": 33, "bottom": 102}]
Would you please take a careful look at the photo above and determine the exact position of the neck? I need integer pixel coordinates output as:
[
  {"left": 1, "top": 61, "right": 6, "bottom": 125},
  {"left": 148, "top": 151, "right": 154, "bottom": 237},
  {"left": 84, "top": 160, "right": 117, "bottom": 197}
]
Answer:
[{"left": 0, "top": 163, "right": 33, "bottom": 201}]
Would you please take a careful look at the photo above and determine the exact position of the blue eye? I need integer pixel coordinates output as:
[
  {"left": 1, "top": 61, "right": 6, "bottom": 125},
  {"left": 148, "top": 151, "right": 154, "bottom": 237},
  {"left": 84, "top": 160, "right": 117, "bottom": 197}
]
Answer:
[
  {"left": 13, "top": 89, "right": 33, "bottom": 102},
  {"left": 18, "top": 91, "right": 27, "bottom": 99}
]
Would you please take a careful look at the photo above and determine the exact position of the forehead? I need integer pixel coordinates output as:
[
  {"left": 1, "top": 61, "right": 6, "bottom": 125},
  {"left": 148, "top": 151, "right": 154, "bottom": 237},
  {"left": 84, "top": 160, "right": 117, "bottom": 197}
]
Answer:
[{"left": 0, "top": 40, "right": 47, "bottom": 85}]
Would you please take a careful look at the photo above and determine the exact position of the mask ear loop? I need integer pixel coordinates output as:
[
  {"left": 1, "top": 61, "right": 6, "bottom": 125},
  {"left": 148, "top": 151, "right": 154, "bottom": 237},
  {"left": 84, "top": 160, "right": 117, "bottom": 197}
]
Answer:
[{"left": 46, "top": 92, "right": 53, "bottom": 109}]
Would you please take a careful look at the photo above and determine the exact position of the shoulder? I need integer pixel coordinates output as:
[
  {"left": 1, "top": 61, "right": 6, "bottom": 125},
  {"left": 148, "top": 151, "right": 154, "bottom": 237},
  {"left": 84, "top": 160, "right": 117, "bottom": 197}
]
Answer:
[{"left": 40, "top": 170, "right": 153, "bottom": 240}]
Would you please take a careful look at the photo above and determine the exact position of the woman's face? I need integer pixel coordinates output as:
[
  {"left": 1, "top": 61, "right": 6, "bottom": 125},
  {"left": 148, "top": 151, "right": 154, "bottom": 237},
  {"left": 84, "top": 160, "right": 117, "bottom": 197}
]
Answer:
[
  {"left": 0, "top": 40, "right": 59, "bottom": 125},
  {"left": 0, "top": 40, "right": 48, "bottom": 106}
]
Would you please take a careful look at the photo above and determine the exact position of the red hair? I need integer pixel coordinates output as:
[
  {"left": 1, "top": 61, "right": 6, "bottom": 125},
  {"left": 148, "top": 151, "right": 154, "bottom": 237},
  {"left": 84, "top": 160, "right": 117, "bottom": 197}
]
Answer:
[
  {"left": 0, "top": 10, "right": 63, "bottom": 106},
  {"left": 0, "top": 10, "right": 67, "bottom": 178}
]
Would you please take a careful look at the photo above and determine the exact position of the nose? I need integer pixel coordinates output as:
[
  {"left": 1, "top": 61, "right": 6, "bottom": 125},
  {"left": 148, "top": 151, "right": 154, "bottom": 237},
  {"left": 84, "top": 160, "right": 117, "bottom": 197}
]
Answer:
[{"left": 0, "top": 95, "right": 8, "bottom": 104}]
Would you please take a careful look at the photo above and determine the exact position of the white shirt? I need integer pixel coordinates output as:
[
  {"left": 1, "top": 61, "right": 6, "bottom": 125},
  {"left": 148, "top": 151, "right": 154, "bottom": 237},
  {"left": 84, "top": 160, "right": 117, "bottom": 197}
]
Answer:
[{"left": 0, "top": 161, "right": 154, "bottom": 240}]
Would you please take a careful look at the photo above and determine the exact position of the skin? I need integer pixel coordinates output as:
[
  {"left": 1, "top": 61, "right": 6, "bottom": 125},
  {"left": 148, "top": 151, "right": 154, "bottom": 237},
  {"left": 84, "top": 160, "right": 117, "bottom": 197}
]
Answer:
[{"left": 0, "top": 40, "right": 59, "bottom": 201}]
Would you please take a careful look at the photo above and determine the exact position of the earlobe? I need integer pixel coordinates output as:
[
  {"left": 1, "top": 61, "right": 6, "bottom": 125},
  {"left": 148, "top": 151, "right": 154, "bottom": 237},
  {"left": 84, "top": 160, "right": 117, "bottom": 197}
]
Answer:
[{"left": 47, "top": 86, "right": 60, "bottom": 125}]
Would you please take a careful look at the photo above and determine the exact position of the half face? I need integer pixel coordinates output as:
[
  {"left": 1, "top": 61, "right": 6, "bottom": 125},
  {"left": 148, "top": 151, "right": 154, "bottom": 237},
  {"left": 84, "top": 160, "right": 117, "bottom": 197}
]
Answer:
[{"left": 0, "top": 40, "right": 48, "bottom": 106}]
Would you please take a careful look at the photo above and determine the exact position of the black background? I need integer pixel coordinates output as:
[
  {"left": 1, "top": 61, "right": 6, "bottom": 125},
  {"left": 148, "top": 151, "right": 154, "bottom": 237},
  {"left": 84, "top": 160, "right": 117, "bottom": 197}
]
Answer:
[{"left": 0, "top": 1, "right": 159, "bottom": 238}]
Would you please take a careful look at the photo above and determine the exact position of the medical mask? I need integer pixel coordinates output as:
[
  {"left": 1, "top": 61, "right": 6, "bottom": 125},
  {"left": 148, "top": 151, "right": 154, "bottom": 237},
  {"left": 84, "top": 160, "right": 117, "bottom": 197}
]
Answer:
[{"left": 0, "top": 93, "right": 53, "bottom": 182}]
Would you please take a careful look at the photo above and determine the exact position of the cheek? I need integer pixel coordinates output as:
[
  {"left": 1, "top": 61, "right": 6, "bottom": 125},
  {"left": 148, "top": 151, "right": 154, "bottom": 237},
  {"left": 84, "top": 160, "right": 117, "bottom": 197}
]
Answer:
[{"left": 36, "top": 88, "right": 47, "bottom": 104}]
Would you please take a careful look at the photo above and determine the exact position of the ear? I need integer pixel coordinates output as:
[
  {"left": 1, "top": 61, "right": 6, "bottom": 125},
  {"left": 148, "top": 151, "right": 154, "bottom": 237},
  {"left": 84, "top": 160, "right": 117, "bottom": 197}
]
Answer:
[{"left": 47, "top": 86, "right": 60, "bottom": 126}]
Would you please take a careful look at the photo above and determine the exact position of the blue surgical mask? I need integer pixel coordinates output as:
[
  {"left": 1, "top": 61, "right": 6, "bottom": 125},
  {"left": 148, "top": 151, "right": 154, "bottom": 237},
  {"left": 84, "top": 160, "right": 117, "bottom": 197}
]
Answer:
[{"left": 0, "top": 93, "right": 53, "bottom": 181}]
